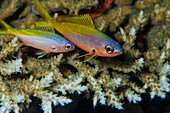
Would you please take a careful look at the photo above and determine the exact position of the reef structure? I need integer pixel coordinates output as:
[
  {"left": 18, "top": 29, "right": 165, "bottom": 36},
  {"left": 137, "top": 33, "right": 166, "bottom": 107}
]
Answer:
[{"left": 0, "top": 0, "right": 169, "bottom": 113}]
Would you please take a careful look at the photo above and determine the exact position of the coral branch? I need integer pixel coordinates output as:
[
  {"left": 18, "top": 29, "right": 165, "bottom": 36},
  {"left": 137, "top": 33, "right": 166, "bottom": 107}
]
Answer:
[
  {"left": 0, "top": 58, "right": 22, "bottom": 76},
  {"left": 0, "top": 0, "right": 19, "bottom": 20},
  {"left": 0, "top": 37, "right": 22, "bottom": 59}
]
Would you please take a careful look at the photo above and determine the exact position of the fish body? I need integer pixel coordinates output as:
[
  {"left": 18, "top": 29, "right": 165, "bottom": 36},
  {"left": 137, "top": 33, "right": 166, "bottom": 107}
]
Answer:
[
  {"left": 0, "top": 20, "right": 75, "bottom": 56},
  {"left": 32, "top": 0, "right": 122, "bottom": 60},
  {"left": 17, "top": 34, "right": 73, "bottom": 53},
  {"left": 52, "top": 21, "right": 122, "bottom": 57}
]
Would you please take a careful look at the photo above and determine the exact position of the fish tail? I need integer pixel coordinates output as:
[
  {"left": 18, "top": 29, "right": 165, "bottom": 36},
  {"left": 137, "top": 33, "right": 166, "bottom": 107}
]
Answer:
[
  {"left": 32, "top": 0, "right": 53, "bottom": 21},
  {"left": 0, "top": 20, "right": 13, "bottom": 34},
  {"left": 0, "top": 30, "right": 10, "bottom": 34}
]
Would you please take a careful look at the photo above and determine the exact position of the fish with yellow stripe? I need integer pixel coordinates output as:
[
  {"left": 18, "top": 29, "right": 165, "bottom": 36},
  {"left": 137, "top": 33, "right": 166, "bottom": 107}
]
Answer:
[
  {"left": 30, "top": 0, "right": 123, "bottom": 61},
  {"left": 0, "top": 20, "right": 75, "bottom": 58}
]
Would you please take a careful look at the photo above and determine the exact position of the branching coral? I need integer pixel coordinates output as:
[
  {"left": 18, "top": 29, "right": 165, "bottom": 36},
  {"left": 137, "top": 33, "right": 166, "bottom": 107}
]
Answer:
[
  {"left": 0, "top": 58, "right": 22, "bottom": 76},
  {"left": 0, "top": 0, "right": 20, "bottom": 20},
  {"left": 0, "top": 0, "right": 170, "bottom": 113},
  {"left": 0, "top": 37, "right": 22, "bottom": 59}
]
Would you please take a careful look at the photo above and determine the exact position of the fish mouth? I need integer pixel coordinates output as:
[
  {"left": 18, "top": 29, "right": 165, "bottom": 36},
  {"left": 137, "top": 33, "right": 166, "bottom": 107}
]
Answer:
[
  {"left": 120, "top": 50, "right": 123, "bottom": 54},
  {"left": 114, "top": 50, "right": 123, "bottom": 56}
]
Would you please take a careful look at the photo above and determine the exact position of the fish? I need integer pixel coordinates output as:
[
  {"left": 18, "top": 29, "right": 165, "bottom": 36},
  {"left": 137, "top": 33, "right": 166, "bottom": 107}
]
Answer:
[
  {"left": 32, "top": 0, "right": 123, "bottom": 61},
  {"left": 0, "top": 20, "right": 75, "bottom": 58},
  {"left": 79, "top": 0, "right": 114, "bottom": 18}
]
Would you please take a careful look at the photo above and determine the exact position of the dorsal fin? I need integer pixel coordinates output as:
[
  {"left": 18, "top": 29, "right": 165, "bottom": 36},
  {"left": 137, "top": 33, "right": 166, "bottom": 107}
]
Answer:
[
  {"left": 33, "top": 0, "right": 53, "bottom": 21},
  {"left": 56, "top": 14, "right": 95, "bottom": 28},
  {"left": 21, "top": 20, "right": 55, "bottom": 33}
]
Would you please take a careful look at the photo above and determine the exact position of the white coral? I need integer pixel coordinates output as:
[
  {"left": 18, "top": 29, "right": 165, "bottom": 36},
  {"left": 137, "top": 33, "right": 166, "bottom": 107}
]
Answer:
[
  {"left": 132, "top": 58, "right": 144, "bottom": 72},
  {"left": 159, "top": 63, "right": 170, "bottom": 93},
  {"left": 0, "top": 93, "right": 26, "bottom": 113},
  {"left": 150, "top": 85, "right": 166, "bottom": 99},
  {"left": 0, "top": 99, "right": 20, "bottom": 113},
  {"left": 160, "top": 75, "right": 170, "bottom": 92},
  {"left": 114, "top": 77, "right": 122, "bottom": 86},
  {"left": 38, "top": 91, "right": 72, "bottom": 113},
  {"left": 32, "top": 72, "right": 73, "bottom": 113},
  {"left": 149, "top": 62, "right": 170, "bottom": 99},
  {"left": 129, "top": 26, "right": 136, "bottom": 36},
  {"left": 40, "top": 72, "right": 54, "bottom": 88},
  {"left": 138, "top": 10, "right": 147, "bottom": 24},
  {"left": 93, "top": 91, "right": 106, "bottom": 106},
  {"left": 1, "top": 58, "right": 22, "bottom": 75},
  {"left": 52, "top": 77, "right": 88, "bottom": 94},
  {"left": 125, "top": 89, "right": 142, "bottom": 103},
  {"left": 106, "top": 90, "right": 123, "bottom": 110},
  {"left": 161, "top": 63, "right": 169, "bottom": 75},
  {"left": 167, "top": 39, "right": 170, "bottom": 49}
]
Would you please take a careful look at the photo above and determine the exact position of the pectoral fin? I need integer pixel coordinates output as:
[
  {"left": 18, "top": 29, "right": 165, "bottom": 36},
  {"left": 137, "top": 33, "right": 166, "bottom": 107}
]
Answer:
[
  {"left": 36, "top": 50, "right": 48, "bottom": 58},
  {"left": 76, "top": 52, "right": 95, "bottom": 62},
  {"left": 76, "top": 52, "right": 93, "bottom": 58},
  {"left": 83, "top": 53, "right": 95, "bottom": 62}
]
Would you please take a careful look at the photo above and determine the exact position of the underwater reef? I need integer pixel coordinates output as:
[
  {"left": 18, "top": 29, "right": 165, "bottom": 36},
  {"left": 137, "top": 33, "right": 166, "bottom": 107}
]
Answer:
[{"left": 0, "top": 0, "right": 169, "bottom": 113}]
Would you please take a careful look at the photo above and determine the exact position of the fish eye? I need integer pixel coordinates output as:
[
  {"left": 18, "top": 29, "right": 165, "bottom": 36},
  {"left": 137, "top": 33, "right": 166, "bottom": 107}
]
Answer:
[
  {"left": 105, "top": 45, "right": 114, "bottom": 54},
  {"left": 65, "top": 44, "right": 72, "bottom": 50},
  {"left": 92, "top": 49, "right": 95, "bottom": 52},
  {"left": 52, "top": 46, "right": 56, "bottom": 49}
]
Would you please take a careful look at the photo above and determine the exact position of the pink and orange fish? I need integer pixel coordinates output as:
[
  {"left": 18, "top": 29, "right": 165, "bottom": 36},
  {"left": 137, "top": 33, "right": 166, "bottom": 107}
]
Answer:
[
  {"left": 0, "top": 20, "right": 75, "bottom": 58},
  {"left": 80, "top": 0, "right": 114, "bottom": 18},
  {"left": 31, "top": 0, "right": 123, "bottom": 61}
]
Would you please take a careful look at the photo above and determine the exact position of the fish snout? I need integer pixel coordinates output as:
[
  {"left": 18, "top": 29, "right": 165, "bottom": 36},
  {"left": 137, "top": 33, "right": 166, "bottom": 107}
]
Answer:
[
  {"left": 113, "top": 49, "right": 123, "bottom": 56},
  {"left": 113, "top": 41, "right": 123, "bottom": 56}
]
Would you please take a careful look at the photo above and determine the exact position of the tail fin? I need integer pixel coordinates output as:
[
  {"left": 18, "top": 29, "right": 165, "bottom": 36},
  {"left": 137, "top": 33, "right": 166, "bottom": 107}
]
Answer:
[
  {"left": 0, "top": 30, "right": 10, "bottom": 34},
  {"left": 0, "top": 20, "right": 13, "bottom": 34},
  {"left": 32, "top": 0, "right": 53, "bottom": 21}
]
